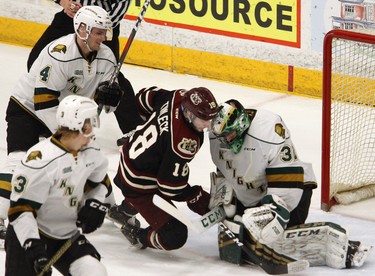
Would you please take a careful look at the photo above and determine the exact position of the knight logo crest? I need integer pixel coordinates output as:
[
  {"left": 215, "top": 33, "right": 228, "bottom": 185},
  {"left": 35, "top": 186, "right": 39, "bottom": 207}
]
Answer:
[
  {"left": 275, "top": 123, "right": 286, "bottom": 139},
  {"left": 26, "top": 151, "right": 42, "bottom": 162},
  {"left": 178, "top": 138, "right": 198, "bottom": 155},
  {"left": 51, "top": 44, "right": 67, "bottom": 54},
  {"left": 190, "top": 92, "right": 202, "bottom": 106}
]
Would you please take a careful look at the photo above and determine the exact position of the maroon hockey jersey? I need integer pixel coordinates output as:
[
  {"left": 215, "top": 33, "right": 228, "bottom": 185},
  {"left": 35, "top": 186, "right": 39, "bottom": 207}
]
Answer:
[{"left": 114, "top": 87, "right": 204, "bottom": 199}]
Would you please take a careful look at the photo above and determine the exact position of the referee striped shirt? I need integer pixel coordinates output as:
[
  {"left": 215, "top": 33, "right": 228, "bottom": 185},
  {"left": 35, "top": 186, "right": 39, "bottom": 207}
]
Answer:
[{"left": 54, "top": 0, "right": 131, "bottom": 27}]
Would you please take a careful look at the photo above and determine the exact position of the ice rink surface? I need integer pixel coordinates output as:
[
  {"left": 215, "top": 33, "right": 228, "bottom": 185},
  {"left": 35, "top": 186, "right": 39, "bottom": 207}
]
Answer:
[{"left": 0, "top": 42, "right": 374, "bottom": 275}]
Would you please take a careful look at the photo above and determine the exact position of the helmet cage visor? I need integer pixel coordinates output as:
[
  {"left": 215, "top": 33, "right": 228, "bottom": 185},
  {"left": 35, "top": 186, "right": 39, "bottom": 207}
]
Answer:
[
  {"left": 77, "top": 106, "right": 100, "bottom": 135},
  {"left": 211, "top": 103, "right": 250, "bottom": 153}
]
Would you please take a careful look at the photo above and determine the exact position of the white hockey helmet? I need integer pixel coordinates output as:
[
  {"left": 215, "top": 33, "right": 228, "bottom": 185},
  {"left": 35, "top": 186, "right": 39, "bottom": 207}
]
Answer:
[
  {"left": 56, "top": 95, "right": 100, "bottom": 133},
  {"left": 73, "top": 6, "right": 112, "bottom": 40}
]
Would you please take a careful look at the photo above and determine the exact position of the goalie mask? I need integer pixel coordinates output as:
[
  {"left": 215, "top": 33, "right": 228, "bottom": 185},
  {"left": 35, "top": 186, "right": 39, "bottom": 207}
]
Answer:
[
  {"left": 211, "top": 100, "right": 250, "bottom": 154},
  {"left": 74, "top": 6, "right": 112, "bottom": 42},
  {"left": 57, "top": 95, "right": 100, "bottom": 135}
]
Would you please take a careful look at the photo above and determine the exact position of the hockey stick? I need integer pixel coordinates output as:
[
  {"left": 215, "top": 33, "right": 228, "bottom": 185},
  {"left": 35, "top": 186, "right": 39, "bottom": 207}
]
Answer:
[
  {"left": 153, "top": 195, "right": 309, "bottom": 274},
  {"left": 37, "top": 228, "right": 82, "bottom": 276},
  {"left": 98, "top": 0, "right": 151, "bottom": 114},
  {"left": 152, "top": 195, "right": 225, "bottom": 233},
  {"left": 219, "top": 222, "right": 309, "bottom": 275}
]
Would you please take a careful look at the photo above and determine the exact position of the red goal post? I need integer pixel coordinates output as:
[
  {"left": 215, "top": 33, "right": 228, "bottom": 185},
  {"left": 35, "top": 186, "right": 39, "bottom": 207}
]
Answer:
[{"left": 321, "top": 29, "right": 375, "bottom": 211}]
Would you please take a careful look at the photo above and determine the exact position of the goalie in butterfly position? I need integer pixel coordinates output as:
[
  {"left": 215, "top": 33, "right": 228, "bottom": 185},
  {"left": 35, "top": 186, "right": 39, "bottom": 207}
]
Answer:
[{"left": 208, "top": 99, "right": 372, "bottom": 269}]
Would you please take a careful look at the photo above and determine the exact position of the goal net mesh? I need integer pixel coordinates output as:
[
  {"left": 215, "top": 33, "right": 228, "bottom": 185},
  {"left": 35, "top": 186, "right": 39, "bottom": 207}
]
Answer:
[{"left": 328, "top": 30, "right": 375, "bottom": 205}]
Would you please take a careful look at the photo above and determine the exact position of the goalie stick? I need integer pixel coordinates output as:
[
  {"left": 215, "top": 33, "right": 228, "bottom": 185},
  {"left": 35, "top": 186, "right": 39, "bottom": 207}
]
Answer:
[
  {"left": 37, "top": 228, "right": 82, "bottom": 276},
  {"left": 152, "top": 195, "right": 225, "bottom": 233},
  {"left": 153, "top": 195, "right": 309, "bottom": 275},
  {"left": 219, "top": 222, "right": 309, "bottom": 275},
  {"left": 98, "top": 0, "right": 151, "bottom": 114}
]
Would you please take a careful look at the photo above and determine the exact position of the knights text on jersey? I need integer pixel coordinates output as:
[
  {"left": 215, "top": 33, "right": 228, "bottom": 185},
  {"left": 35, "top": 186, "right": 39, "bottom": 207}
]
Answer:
[
  {"left": 11, "top": 34, "right": 116, "bottom": 132},
  {"left": 116, "top": 90, "right": 204, "bottom": 198},
  {"left": 8, "top": 135, "right": 108, "bottom": 241}
]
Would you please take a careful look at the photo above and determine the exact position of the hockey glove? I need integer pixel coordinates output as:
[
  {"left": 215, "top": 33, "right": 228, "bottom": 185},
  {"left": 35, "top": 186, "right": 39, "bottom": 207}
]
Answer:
[
  {"left": 185, "top": 185, "right": 211, "bottom": 215},
  {"left": 23, "top": 238, "right": 52, "bottom": 276},
  {"left": 94, "top": 81, "right": 123, "bottom": 107},
  {"left": 260, "top": 194, "right": 290, "bottom": 243},
  {"left": 77, "top": 199, "right": 110, "bottom": 234},
  {"left": 242, "top": 194, "right": 290, "bottom": 244}
]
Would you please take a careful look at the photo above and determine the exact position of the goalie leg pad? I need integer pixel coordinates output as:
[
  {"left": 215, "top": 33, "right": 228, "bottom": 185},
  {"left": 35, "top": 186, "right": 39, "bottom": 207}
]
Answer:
[
  {"left": 218, "top": 219, "right": 244, "bottom": 265},
  {"left": 269, "top": 221, "right": 369, "bottom": 269}
]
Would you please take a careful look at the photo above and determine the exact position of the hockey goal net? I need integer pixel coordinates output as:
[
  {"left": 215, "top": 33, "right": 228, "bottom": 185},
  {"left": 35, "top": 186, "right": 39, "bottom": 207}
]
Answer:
[{"left": 321, "top": 29, "right": 375, "bottom": 211}]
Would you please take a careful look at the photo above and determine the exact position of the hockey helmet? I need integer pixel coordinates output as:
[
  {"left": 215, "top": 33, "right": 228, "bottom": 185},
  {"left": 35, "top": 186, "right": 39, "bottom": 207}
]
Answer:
[
  {"left": 211, "top": 99, "right": 250, "bottom": 154},
  {"left": 56, "top": 95, "right": 100, "bottom": 134},
  {"left": 182, "top": 87, "right": 220, "bottom": 121},
  {"left": 74, "top": 6, "right": 112, "bottom": 41}
]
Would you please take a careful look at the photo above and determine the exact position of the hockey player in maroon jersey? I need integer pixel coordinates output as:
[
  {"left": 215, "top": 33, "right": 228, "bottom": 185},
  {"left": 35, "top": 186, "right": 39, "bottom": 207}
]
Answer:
[{"left": 111, "top": 86, "right": 220, "bottom": 250}]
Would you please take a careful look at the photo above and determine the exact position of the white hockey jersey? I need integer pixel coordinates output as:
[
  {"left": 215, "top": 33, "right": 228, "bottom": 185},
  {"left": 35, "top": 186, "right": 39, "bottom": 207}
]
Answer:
[
  {"left": 9, "top": 135, "right": 109, "bottom": 245},
  {"left": 11, "top": 33, "right": 116, "bottom": 133},
  {"left": 209, "top": 109, "right": 317, "bottom": 212}
]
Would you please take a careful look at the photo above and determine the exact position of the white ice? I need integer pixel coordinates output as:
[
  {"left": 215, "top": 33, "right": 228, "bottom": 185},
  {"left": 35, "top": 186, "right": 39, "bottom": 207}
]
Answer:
[{"left": 0, "top": 42, "right": 375, "bottom": 275}]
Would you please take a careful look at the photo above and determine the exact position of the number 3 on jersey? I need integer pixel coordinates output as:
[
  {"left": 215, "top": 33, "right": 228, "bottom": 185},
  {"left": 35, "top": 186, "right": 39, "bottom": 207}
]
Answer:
[
  {"left": 280, "top": 144, "right": 298, "bottom": 162},
  {"left": 13, "top": 175, "right": 28, "bottom": 193}
]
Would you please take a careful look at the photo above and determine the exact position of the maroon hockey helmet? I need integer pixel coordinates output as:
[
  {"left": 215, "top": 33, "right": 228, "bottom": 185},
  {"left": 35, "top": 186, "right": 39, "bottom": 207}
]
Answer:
[{"left": 182, "top": 87, "right": 220, "bottom": 120}]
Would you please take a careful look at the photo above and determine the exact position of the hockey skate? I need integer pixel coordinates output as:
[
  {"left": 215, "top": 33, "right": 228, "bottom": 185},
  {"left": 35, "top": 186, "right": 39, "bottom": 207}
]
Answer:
[
  {"left": 346, "top": 240, "right": 373, "bottom": 268},
  {"left": 107, "top": 203, "right": 140, "bottom": 228},
  {"left": 121, "top": 222, "right": 147, "bottom": 249}
]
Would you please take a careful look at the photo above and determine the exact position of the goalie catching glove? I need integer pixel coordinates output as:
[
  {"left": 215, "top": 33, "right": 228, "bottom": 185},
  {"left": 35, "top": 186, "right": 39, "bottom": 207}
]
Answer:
[
  {"left": 94, "top": 81, "right": 123, "bottom": 108},
  {"left": 242, "top": 194, "right": 290, "bottom": 244}
]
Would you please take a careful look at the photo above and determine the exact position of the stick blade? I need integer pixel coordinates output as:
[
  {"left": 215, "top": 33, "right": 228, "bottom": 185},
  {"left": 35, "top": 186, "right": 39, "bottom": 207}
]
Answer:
[{"left": 153, "top": 195, "right": 201, "bottom": 232}]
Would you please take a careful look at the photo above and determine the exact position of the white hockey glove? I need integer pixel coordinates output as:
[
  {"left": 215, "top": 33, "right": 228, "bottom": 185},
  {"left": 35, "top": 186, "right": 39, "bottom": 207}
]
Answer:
[
  {"left": 242, "top": 194, "right": 290, "bottom": 244},
  {"left": 208, "top": 171, "right": 236, "bottom": 218}
]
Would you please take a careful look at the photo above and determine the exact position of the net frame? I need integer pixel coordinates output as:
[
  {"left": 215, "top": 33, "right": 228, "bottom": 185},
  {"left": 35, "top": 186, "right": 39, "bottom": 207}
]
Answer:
[{"left": 321, "top": 29, "right": 375, "bottom": 211}]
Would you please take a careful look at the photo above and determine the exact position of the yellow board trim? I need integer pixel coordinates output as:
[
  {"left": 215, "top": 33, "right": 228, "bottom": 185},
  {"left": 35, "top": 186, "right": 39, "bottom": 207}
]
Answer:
[{"left": 0, "top": 16, "right": 323, "bottom": 98}]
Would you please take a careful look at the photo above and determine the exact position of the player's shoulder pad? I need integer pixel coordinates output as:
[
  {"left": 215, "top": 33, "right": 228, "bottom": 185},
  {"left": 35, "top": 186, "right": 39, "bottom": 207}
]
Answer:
[
  {"left": 249, "top": 109, "right": 290, "bottom": 144},
  {"left": 47, "top": 34, "right": 77, "bottom": 61},
  {"left": 22, "top": 139, "right": 66, "bottom": 168}
]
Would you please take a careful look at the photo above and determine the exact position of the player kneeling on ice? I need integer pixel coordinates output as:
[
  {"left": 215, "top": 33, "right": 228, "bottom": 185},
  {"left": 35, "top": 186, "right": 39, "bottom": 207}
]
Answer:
[
  {"left": 209, "top": 99, "right": 372, "bottom": 269},
  {"left": 5, "top": 96, "right": 110, "bottom": 276},
  {"left": 111, "top": 87, "right": 220, "bottom": 250}
]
